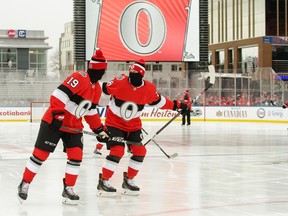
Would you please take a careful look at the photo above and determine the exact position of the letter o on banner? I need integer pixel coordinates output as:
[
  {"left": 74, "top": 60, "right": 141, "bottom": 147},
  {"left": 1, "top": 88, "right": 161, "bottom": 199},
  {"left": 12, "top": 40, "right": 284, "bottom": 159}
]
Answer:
[
  {"left": 75, "top": 100, "right": 92, "bottom": 119},
  {"left": 120, "top": 101, "right": 138, "bottom": 121},
  {"left": 119, "top": 1, "right": 166, "bottom": 55}
]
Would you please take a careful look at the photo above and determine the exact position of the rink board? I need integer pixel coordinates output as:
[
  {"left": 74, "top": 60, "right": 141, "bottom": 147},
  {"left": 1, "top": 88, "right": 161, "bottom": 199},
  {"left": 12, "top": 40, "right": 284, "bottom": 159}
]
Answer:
[{"left": 0, "top": 106, "right": 288, "bottom": 123}]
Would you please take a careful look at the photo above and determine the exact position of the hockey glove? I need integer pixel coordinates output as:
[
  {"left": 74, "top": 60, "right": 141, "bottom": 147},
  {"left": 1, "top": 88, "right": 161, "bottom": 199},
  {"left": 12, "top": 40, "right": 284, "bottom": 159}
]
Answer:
[
  {"left": 93, "top": 125, "right": 111, "bottom": 143},
  {"left": 283, "top": 102, "right": 288, "bottom": 109},
  {"left": 173, "top": 100, "right": 188, "bottom": 115},
  {"left": 50, "top": 111, "right": 65, "bottom": 129}
]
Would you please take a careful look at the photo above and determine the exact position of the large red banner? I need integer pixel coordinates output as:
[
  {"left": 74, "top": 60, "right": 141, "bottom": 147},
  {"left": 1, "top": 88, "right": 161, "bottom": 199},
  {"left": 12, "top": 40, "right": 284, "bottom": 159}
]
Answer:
[{"left": 86, "top": 0, "right": 199, "bottom": 62}]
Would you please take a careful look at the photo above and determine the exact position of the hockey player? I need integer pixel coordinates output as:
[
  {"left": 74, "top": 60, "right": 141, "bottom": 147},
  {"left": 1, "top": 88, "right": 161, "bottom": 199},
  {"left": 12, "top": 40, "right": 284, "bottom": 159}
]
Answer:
[
  {"left": 181, "top": 90, "right": 192, "bottom": 125},
  {"left": 97, "top": 59, "right": 188, "bottom": 196},
  {"left": 17, "top": 50, "right": 111, "bottom": 205}
]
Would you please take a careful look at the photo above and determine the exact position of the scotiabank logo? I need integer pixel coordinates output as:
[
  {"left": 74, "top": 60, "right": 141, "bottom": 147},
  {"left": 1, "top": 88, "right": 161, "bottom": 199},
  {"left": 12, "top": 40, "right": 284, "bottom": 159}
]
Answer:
[
  {"left": 86, "top": 0, "right": 199, "bottom": 62},
  {"left": 7, "top": 29, "right": 16, "bottom": 38}
]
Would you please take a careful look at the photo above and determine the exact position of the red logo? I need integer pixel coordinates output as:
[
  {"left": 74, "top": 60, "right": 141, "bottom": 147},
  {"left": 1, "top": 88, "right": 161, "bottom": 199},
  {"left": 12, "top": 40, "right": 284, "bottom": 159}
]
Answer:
[{"left": 7, "top": 30, "right": 16, "bottom": 38}]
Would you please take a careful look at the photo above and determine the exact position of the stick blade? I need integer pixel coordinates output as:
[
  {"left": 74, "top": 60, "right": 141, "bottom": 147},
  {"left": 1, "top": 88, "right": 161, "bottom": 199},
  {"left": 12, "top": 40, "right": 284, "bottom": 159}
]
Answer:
[
  {"left": 168, "top": 153, "right": 178, "bottom": 159},
  {"left": 208, "top": 65, "right": 216, "bottom": 84}
]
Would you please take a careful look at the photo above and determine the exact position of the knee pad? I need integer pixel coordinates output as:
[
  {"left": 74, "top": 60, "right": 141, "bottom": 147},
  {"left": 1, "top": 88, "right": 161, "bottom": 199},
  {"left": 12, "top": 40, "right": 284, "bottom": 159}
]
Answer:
[
  {"left": 66, "top": 147, "right": 83, "bottom": 161},
  {"left": 110, "top": 145, "right": 125, "bottom": 158},
  {"left": 33, "top": 147, "right": 50, "bottom": 161},
  {"left": 130, "top": 145, "right": 147, "bottom": 157}
]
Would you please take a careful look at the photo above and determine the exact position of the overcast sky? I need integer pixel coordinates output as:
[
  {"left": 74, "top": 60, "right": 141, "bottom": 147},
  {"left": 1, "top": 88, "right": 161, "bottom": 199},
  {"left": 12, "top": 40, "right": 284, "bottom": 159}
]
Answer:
[{"left": 0, "top": 0, "right": 73, "bottom": 58}]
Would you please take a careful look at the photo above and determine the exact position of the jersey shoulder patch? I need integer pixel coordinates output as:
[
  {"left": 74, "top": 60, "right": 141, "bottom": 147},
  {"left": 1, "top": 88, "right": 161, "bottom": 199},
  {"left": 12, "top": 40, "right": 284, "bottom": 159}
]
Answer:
[
  {"left": 116, "top": 74, "right": 125, "bottom": 80},
  {"left": 77, "top": 70, "right": 88, "bottom": 77}
]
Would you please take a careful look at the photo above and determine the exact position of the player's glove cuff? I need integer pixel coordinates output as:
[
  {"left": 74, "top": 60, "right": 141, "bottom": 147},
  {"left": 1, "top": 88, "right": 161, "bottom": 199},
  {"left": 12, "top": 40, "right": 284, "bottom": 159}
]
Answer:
[
  {"left": 173, "top": 100, "right": 188, "bottom": 114},
  {"left": 93, "top": 125, "right": 111, "bottom": 143}
]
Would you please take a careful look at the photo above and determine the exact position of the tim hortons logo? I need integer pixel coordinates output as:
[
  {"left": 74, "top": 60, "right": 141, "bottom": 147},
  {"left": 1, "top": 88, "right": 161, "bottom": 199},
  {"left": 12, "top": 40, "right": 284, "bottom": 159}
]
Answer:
[{"left": 7, "top": 30, "right": 16, "bottom": 38}]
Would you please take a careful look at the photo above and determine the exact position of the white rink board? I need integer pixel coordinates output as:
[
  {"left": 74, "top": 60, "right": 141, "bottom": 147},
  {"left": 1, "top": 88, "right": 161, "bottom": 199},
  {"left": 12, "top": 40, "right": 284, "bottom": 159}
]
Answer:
[
  {"left": 202, "top": 106, "right": 287, "bottom": 122},
  {"left": 0, "top": 106, "right": 287, "bottom": 123}
]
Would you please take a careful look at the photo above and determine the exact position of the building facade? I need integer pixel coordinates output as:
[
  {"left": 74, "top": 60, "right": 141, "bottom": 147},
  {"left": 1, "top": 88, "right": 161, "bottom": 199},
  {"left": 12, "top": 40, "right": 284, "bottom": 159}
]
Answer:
[
  {"left": 209, "top": 0, "right": 288, "bottom": 76},
  {"left": 0, "top": 29, "right": 51, "bottom": 79},
  {"left": 59, "top": 21, "right": 74, "bottom": 80}
]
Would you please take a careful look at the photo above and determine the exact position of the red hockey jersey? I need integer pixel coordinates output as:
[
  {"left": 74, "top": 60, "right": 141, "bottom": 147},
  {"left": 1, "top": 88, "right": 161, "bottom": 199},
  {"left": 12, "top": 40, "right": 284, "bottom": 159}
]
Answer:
[
  {"left": 103, "top": 74, "right": 175, "bottom": 131},
  {"left": 42, "top": 70, "right": 103, "bottom": 132}
]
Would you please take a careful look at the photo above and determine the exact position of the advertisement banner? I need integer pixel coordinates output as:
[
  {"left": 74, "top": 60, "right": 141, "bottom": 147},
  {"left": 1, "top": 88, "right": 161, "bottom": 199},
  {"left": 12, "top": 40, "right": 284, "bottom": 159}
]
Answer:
[
  {"left": 0, "top": 106, "right": 287, "bottom": 123},
  {"left": 86, "top": 0, "right": 199, "bottom": 62}
]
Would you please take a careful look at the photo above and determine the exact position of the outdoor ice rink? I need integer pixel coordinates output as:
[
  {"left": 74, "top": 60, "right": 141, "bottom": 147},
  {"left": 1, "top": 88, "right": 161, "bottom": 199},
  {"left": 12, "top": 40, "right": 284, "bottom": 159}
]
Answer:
[{"left": 1, "top": 121, "right": 288, "bottom": 216}]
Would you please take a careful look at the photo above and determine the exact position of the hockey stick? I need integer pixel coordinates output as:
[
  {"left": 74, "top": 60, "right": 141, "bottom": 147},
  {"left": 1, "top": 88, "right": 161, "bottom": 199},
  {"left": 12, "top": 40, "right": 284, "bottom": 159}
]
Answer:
[
  {"left": 141, "top": 128, "right": 178, "bottom": 159},
  {"left": 192, "top": 65, "right": 216, "bottom": 104},
  {"left": 270, "top": 100, "right": 287, "bottom": 109},
  {"left": 60, "top": 126, "right": 142, "bottom": 146},
  {"left": 142, "top": 65, "right": 216, "bottom": 146},
  {"left": 270, "top": 100, "right": 278, "bottom": 106}
]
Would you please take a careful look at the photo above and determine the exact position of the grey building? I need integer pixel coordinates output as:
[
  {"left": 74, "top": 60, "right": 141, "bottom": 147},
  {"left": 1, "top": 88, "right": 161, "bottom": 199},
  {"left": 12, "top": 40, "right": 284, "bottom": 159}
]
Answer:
[{"left": 0, "top": 29, "right": 51, "bottom": 79}]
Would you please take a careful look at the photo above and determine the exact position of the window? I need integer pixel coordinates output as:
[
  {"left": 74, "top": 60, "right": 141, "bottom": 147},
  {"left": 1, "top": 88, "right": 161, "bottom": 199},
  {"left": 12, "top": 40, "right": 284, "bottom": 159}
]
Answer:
[
  {"left": 152, "top": 64, "right": 162, "bottom": 72},
  {"left": 118, "top": 64, "right": 125, "bottom": 71},
  {"left": 238, "top": 46, "right": 258, "bottom": 73},
  {"left": 145, "top": 64, "right": 151, "bottom": 71},
  {"left": 171, "top": 64, "right": 178, "bottom": 71},
  {"left": 0, "top": 48, "right": 17, "bottom": 71},
  {"left": 228, "top": 49, "right": 234, "bottom": 70},
  {"left": 29, "top": 49, "right": 47, "bottom": 72},
  {"left": 216, "top": 50, "right": 224, "bottom": 70},
  {"left": 266, "top": 0, "right": 277, "bottom": 36}
]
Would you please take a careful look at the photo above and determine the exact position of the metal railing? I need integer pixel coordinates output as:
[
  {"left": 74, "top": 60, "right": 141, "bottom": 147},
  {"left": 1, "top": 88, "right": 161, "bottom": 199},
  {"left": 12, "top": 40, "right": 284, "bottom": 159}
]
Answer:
[{"left": 0, "top": 67, "right": 287, "bottom": 107}]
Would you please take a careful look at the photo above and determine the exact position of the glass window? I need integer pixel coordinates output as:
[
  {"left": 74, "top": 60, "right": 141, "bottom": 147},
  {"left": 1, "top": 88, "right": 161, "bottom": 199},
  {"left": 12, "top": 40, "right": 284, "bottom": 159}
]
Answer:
[
  {"left": 228, "top": 49, "right": 234, "bottom": 70},
  {"left": 118, "top": 64, "right": 124, "bottom": 71},
  {"left": 30, "top": 63, "right": 37, "bottom": 69},
  {"left": 145, "top": 64, "right": 151, "bottom": 71},
  {"left": 239, "top": 46, "right": 258, "bottom": 73},
  {"left": 38, "top": 63, "right": 46, "bottom": 70},
  {"left": 38, "top": 53, "right": 46, "bottom": 64},
  {"left": 279, "top": 0, "right": 285, "bottom": 35},
  {"left": 2, "top": 48, "right": 17, "bottom": 62},
  {"left": 272, "top": 46, "right": 288, "bottom": 73},
  {"left": 171, "top": 64, "right": 178, "bottom": 71},
  {"left": 29, "top": 49, "right": 47, "bottom": 71},
  {"left": 266, "top": 0, "right": 277, "bottom": 35},
  {"left": 30, "top": 54, "right": 36, "bottom": 63},
  {"left": 152, "top": 64, "right": 162, "bottom": 72},
  {"left": 216, "top": 50, "right": 224, "bottom": 70}
]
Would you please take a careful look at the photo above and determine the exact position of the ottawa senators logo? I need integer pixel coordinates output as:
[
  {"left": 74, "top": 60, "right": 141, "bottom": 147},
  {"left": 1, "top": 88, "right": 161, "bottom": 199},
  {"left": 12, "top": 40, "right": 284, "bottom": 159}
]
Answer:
[{"left": 116, "top": 74, "right": 125, "bottom": 80}]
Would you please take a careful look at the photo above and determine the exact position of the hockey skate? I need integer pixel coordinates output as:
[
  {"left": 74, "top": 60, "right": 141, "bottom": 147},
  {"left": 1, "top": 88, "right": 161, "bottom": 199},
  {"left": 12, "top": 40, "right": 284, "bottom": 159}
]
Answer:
[
  {"left": 62, "top": 178, "right": 79, "bottom": 205},
  {"left": 94, "top": 143, "right": 103, "bottom": 156},
  {"left": 97, "top": 173, "right": 117, "bottom": 197},
  {"left": 93, "top": 148, "right": 102, "bottom": 156},
  {"left": 122, "top": 172, "right": 140, "bottom": 196},
  {"left": 18, "top": 180, "right": 30, "bottom": 203}
]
